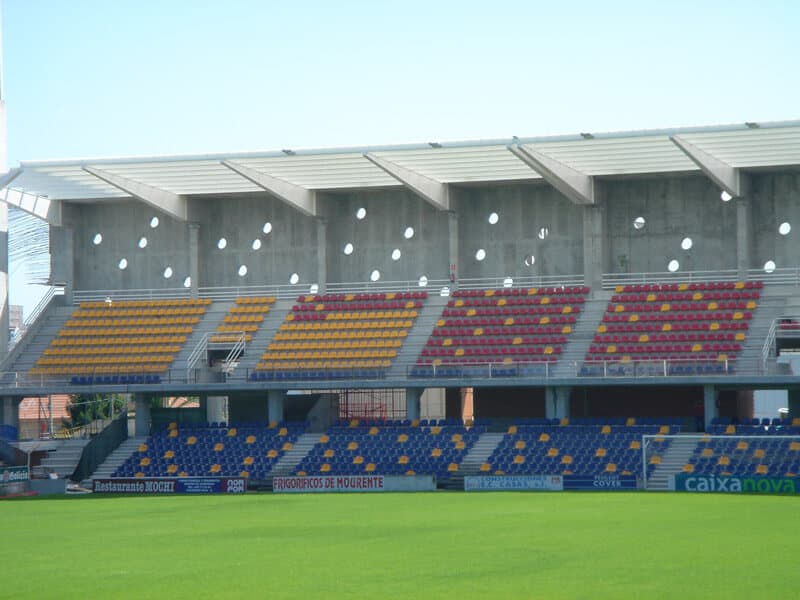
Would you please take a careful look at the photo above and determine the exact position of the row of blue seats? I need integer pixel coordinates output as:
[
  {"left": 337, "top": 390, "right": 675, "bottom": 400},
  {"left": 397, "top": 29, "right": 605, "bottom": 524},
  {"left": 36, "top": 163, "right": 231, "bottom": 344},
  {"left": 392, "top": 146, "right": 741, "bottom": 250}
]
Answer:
[
  {"left": 71, "top": 374, "right": 161, "bottom": 385},
  {"left": 579, "top": 363, "right": 734, "bottom": 377},
  {"left": 250, "top": 369, "right": 387, "bottom": 381},
  {"left": 410, "top": 365, "right": 550, "bottom": 378},
  {"left": 711, "top": 417, "right": 795, "bottom": 427},
  {"left": 332, "top": 418, "right": 471, "bottom": 427}
]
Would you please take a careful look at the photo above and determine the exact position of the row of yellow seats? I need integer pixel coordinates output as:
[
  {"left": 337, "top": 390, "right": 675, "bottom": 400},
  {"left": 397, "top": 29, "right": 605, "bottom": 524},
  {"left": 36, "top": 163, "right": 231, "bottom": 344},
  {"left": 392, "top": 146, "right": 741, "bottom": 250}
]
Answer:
[
  {"left": 268, "top": 339, "right": 402, "bottom": 351},
  {"left": 36, "top": 354, "right": 174, "bottom": 366},
  {"left": 79, "top": 298, "right": 211, "bottom": 309},
  {"left": 43, "top": 345, "right": 181, "bottom": 356},
  {"left": 274, "top": 330, "right": 408, "bottom": 342},
  {"left": 287, "top": 310, "right": 417, "bottom": 321},
  {"left": 73, "top": 307, "right": 206, "bottom": 318},
  {"left": 216, "top": 324, "right": 259, "bottom": 333},
  {"left": 256, "top": 359, "right": 391, "bottom": 370},
  {"left": 281, "top": 320, "right": 413, "bottom": 331},
  {"left": 210, "top": 333, "right": 253, "bottom": 343},
  {"left": 230, "top": 305, "right": 271, "bottom": 314},
  {"left": 31, "top": 364, "right": 169, "bottom": 375},
  {"left": 66, "top": 317, "right": 200, "bottom": 327},
  {"left": 261, "top": 349, "right": 397, "bottom": 360},
  {"left": 60, "top": 326, "right": 194, "bottom": 336},
  {"left": 51, "top": 335, "right": 187, "bottom": 347},
  {"left": 223, "top": 314, "right": 264, "bottom": 324},
  {"left": 235, "top": 296, "right": 276, "bottom": 305}
]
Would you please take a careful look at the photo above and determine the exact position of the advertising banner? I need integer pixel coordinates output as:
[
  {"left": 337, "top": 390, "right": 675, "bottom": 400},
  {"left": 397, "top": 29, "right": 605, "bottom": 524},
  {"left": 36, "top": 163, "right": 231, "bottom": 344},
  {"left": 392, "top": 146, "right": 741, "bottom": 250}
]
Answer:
[
  {"left": 463, "top": 475, "right": 563, "bottom": 491},
  {"left": 0, "top": 466, "right": 29, "bottom": 486},
  {"left": 674, "top": 474, "right": 798, "bottom": 495},
  {"left": 92, "top": 477, "right": 246, "bottom": 494},
  {"left": 271, "top": 475, "right": 436, "bottom": 493},
  {"left": 562, "top": 474, "right": 638, "bottom": 490}
]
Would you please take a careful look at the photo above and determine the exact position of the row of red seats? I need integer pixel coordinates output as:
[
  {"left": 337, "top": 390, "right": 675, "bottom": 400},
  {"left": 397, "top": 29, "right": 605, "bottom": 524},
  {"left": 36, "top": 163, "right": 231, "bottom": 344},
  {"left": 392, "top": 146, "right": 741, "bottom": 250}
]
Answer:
[
  {"left": 427, "top": 335, "right": 567, "bottom": 347},
  {"left": 443, "top": 306, "right": 579, "bottom": 318},
  {"left": 603, "top": 312, "right": 750, "bottom": 323},
  {"left": 434, "top": 325, "right": 568, "bottom": 337},
  {"left": 611, "top": 302, "right": 752, "bottom": 313},
  {"left": 417, "top": 357, "right": 557, "bottom": 365},
  {"left": 296, "top": 292, "right": 427, "bottom": 303},
  {"left": 611, "top": 291, "right": 759, "bottom": 303},
  {"left": 589, "top": 343, "right": 740, "bottom": 355},
  {"left": 422, "top": 346, "right": 561, "bottom": 357},
  {"left": 448, "top": 295, "right": 585, "bottom": 308},
  {"left": 452, "top": 286, "right": 589, "bottom": 298},
  {"left": 615, "top": 281, "right": 762, "bottom": 293},
  {"left": 439, "top": 315, "right": 577, "bottom": 329},
  {"left": 600, "top": 321, "right": 748, "bottom": 333},
  {"left": 595, "top": 332, "right": 741, "bottom": 344}
]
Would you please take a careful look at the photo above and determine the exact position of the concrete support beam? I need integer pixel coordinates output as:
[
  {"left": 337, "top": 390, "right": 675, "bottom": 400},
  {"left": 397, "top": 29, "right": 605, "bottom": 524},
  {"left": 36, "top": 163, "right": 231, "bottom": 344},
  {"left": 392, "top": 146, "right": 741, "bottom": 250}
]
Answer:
[
  {"left": 788, "top": 389, "right": 800, "bottom": 422},
  {"left": 448, "top": 211, "right": 458, "bottom": 286},
  {"left": 406, "top": 388, "right": 422, "bottom": 421},
  {"left": 508, "top": 144, "right": 595, "bottom": 205},
  {"left": 1, "top": 397, "right": 20, "bottom": 438},
  {"left": 49, "top": 225, "right": 74, "bottom": 304},
  {"left": 206, "top": 396, "right": 227, "bottom": 424},
  {"left": 736, "top": 198, "right": 752, "bottom": 279},
  {"left": 703, "top": 385, "right": 718, "bottom": 432},
  {"left": 583, "top": 204, "right": 605, "bottom": 293},
  {"left": 188, "top": 223, "right": 200, "bottom": 297},
  {"left": 267, "top": 389, "right": 286, "bottom": 424},
  {"left": 363, "top": 153, "right": 450, "bottom": 211},
  {"left": 221, "top": 160, "right": 317, "bottom": 216},
  {"left": 670, "top": 135, "right": 746, "bottom": 199},
  {"left": 0, "top": 178, "right": 62, "bottom": 225},
  {"left": 82, "top": 166, "right": 188, "bottom": 222},
  {"left": 545, "top": 387, "right": 571, "bottom": 420},
  {"left": 134, "top": 394, "right": 151, "bottom": 437},
  {"left": 316, "top": 218, "right": 327, "bottom": 293}
]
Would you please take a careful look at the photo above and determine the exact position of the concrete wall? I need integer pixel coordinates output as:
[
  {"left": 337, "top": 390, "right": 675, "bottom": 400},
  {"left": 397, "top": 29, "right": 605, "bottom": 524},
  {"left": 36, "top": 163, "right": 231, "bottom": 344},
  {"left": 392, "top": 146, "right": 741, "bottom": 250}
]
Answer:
[{"left": 750, "top": 173, "right": 800, "bottom": 271}]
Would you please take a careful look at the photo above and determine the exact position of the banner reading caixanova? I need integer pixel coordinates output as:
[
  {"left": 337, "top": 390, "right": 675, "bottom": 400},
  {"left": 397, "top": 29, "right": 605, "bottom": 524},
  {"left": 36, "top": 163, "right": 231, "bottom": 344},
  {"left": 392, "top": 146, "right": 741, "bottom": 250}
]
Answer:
[
  {"left": 464, "top": 475, "right": 564, "bottom": 491},
  {"left": 92, "top": 477, "right": 246, "bottom": 494},
  {"left": 272, "top": 475, "right": 435, "bottom": 493},
  {"left": 0, "top": 466, "right": 29, "bottom": 486},
  {"left": 674, "top": 474, "right": 799, "bottom": 495}
]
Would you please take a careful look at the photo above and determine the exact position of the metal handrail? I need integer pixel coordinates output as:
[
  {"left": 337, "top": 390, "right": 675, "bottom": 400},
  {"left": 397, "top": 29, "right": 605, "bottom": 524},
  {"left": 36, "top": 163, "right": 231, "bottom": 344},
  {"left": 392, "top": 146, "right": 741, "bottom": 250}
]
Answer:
[
  {"left": 186, "top": 332, "right": 210, "bottom": 379},
  {"left": 222, "top": 333, "right": 247, "bottom": 374},
  {"left": 762, "top": 319, "right": 779, "bottom": 366}
]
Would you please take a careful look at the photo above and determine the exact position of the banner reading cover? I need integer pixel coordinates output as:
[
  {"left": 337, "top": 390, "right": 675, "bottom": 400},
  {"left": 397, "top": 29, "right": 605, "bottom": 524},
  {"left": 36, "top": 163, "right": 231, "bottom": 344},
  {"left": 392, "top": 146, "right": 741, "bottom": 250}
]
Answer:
[
  {"left": 93, "top": 477, "right": 246, "bottom": 494},
  {"left": 463, "top": 475, "right": 563, "bottom": 491},
  {"left": 562, "top": 474, "right": 637, "bottom": 490},
  {"left": 0, "top": 466, "right": 29, "bottom": 486},
  {"left": 272, "top": 475, "right": 435, "bottom": 493},
  {"left": 674, "top": 474, "right": 798, "bottom": 495}
]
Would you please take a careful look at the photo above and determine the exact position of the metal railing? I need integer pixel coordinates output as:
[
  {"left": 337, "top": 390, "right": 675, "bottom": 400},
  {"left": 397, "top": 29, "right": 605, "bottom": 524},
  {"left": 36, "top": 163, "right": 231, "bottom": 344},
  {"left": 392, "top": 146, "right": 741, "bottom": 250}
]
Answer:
[
  {"left": 222, "top": 333, "right": 247, "bottom": 374},
  {"left": 186, "top": 332, "right": 210, "bottom": 380}
]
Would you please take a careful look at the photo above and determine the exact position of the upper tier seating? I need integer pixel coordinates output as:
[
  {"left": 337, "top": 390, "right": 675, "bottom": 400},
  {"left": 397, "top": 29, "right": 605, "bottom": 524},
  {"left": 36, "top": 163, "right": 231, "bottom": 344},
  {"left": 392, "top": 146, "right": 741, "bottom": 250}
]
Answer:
[
  {"left": 253, "top": 291, "right": 426, "bottom": 380},
  {"left": 479, "top": 417, "right": 680, "bottom": 478},
  {"left": 294, "top": 419, "right": 484, "bottom": 481},
  {"left": 412, "top": 285, "right": 589, "bottom": 377},
  {"left": 681, "top": 419, "right": 800, "bottom": 477},
  {"left": 210, "top": 296, "right": 275, "bottom": 343},
  {"left": 113, "top": 421, "right": 307, "bottom": 479},
  {"left": 31, "top": 298, "right": 211, "bottom": 378},
  {"left": 582, "top": 281, "right": 762, "bottom": 376}
]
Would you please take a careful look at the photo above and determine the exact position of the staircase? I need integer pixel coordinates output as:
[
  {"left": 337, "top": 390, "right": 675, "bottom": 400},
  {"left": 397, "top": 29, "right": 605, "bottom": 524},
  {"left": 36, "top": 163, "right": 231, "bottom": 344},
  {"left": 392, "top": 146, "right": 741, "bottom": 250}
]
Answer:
[
  {"left": 6, "top": 306, "right": 74, "bottom": 376},
  {"left": 646, "top": 436, "right": 698, "bottom": 490},
  {"left": 551, "top": 293, "right": 610, "bottom": 378},
  {"left": 387, "top": 295, "right": 447, "bottom": 378},
  {"left": 173, "top": 300, "right": 233, "bottom": 382},
  {"left": 81, "top": 436, "right": 146, "bottom": 486},
  {"left": 440, "top": 432, "right": 504, "bottom": 490},
  {"left": 229, "top": 301, "right": 293, "bottom": 379},
  {"left": 33, "top": 438, "right": 90, "bottom": 480},
  {"left": 738, "top": 295, "right": 788, "bottom": 375},
  {"left": 267, "top": 432, "right": 320, "bottom": 480}
]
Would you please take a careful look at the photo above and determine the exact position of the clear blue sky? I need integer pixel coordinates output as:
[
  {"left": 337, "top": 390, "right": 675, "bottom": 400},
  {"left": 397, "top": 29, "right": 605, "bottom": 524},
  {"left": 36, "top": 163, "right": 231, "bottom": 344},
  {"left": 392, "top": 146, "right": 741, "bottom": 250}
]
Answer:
[{"left": 3, "top": 0, "right": 799, "bottom": 311}]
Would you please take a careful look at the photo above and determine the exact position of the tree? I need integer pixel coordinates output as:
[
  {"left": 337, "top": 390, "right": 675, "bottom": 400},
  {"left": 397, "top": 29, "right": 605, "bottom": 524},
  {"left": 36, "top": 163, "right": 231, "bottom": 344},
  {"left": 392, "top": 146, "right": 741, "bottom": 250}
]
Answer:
[{"left": 65, "top": 394, "right": 127, "bottom": 428}]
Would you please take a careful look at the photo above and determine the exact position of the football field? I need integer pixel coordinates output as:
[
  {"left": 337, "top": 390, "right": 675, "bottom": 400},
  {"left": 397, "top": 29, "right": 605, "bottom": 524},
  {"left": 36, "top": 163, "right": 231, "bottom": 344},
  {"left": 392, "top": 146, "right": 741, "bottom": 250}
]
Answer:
[{"left": 1, "top": 491, "right": 797, "bottom": 599}]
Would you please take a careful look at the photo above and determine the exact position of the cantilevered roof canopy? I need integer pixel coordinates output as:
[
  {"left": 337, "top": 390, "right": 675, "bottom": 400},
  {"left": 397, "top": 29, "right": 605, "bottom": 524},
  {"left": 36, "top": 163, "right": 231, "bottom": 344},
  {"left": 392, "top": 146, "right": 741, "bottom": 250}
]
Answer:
[{"left": 3, "top": 121, "right": 799, "bottom": 214}]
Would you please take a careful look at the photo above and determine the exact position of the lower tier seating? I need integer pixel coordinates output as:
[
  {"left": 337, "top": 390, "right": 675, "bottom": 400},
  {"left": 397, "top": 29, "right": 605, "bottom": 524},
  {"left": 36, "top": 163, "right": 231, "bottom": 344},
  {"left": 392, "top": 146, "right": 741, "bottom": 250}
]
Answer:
[{"left": 682, "top": 429, "right": 800, "bottom": 478}]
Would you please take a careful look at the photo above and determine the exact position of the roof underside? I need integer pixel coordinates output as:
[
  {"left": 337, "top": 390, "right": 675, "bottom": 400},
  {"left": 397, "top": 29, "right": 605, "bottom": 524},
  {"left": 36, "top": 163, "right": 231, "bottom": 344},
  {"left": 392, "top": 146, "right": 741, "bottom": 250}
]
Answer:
[{"left": 7, "top": 121, "right": 800, "bottom": 202}]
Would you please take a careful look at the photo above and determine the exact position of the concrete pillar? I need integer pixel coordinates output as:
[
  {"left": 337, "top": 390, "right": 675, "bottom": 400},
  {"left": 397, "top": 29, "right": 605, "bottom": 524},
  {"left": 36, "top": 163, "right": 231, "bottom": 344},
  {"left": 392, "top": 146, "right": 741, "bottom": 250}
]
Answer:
[
  {"left": 134, "top": 393, "right": 151, "bottom": 437},
  {"left": 545, "top": 387, "right": 570, "bottom": 420},
  {"left": 406, "top": 388, "right": 421, "bottom": 421},
  {"left": 788, "top": 389, "right": 800, "bottom": 422},
  {"left": 48, "top": 225, "right": 74, "bottom": 304},
  {"left": 207, "top": 396, "right": 227, "bottom": 424},
  {"left": 448, "top": 211, "right": 458, "bottom": 286},
  {"left": 703, "top": 385, "right": 718, "bottom": 431},
  {"left": 735, "top": 198, "right": 752, "bottom": 280},
  {"left": 1, "top": 396, "right": 20, "bottom": 439},
  {"left": 316, "top": 218, "right": 327, "bottom": 293},
  {"left": 268, "top": 389, "right": 286, "bottom": 424},
  {"left": 582, "top": 204, "right": 605, "bottom": 293},
  {"left": 188, "top": 223, "right": 200, "bottom": 297}
]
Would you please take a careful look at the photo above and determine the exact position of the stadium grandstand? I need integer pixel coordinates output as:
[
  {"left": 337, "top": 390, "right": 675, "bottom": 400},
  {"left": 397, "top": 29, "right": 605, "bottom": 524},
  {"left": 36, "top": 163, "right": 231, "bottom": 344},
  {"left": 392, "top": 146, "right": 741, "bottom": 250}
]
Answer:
[{"left": 2, "top": 118, "right": 800, "bottom": 493}]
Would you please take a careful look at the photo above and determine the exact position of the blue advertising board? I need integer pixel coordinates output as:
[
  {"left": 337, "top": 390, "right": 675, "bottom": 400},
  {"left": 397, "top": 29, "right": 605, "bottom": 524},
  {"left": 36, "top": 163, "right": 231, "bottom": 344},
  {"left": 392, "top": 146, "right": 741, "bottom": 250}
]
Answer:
[
  {"left": 562, "top": 474, "right": 638, "bottom": 490},
  {"left": 93, "top": 477, "right": 246, "bottom": 494}
]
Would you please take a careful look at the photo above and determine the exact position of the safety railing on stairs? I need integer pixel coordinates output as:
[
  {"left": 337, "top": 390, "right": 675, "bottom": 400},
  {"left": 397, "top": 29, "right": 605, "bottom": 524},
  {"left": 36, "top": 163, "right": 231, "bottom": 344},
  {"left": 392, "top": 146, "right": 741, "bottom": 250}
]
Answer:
[{"left": 186, "top": 332, "right": 210, "bottom": 381}]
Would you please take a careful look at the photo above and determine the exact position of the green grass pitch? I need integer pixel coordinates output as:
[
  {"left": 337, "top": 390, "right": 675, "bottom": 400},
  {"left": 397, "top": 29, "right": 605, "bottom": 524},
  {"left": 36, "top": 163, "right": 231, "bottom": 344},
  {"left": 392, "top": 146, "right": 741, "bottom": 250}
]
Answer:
[{"left": 1, "top": 492, "right": 798, "bottom": 599}]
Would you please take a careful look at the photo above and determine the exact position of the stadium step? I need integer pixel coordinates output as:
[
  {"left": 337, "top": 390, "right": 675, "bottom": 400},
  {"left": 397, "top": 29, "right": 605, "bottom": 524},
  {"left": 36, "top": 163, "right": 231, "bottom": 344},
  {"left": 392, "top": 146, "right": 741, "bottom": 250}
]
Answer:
[
  {"left": 34, "top": 438, "right": 91, "bottom": 481},
  {"left": 83, "top": 436, "right": 148, "bottom": 487},
  {"left": 551, "top": 293, "right": 611, "bottom": 378},
  {"left": 646, "top": 436, "right": 698, "bottom": 490},
  {"left": 387, "top": 295, "right": 448, "bottom": 378},
  {"left": 439, "top": 431, "right": 504, "bottom": 490},
  {"left": 266, "top": 432, "right": 321, "bottom": 486},
  {"left": 227, "top": 300, "right": 293, "bottom": 379}
]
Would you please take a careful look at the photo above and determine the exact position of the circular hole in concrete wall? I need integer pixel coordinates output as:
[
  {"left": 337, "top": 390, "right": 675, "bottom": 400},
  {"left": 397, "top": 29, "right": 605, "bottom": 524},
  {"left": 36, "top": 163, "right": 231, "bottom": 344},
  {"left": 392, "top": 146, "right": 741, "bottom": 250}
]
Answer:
[
  {"left": 720, "top": 190, "right": 732, "bottom": 202},
  {"left": 681, "top": 237, "right": 693, "bottom": 250},
  {"left": 92, "top": 233, "right": 103, "bottom": 245},
  {"left": 356, "top": 207, "right": 367, "bottom": 220},
  {"left": 118, "top": 258, "right": 128, "bottom": 270},
  {"left": 764, "top": 260, "right": 776, "bottom": 273},
  {"left": 217, "top": 237, "right": 227, "bottom": 250},
  {"left": 370, "top": 269, "right": 381, "bottom": 282},
  {"left": 475, "top": 249, "right": 486, "bottom": 261},
  {"left": 503, "top": 277, "right": 513, "bottom": 288},
  {"left": 667, "top": 259, "right": 679, "bottom": 272},
  {"left": 150, "top": 216, "right": 160, "bottom": 228},
  {"left": 633, "top": 216, "right": 646, "bottom": 230},
  {"left": 289, "top": 273, "right": 300, "bottom": 285},
  {"left": 488, "top": 212, "right": 499, "bottom": 225},
  {"left": 537, "top": 226, "right": 549, "bottom": 240},
  {"left": 779, "top": 222, "right": 791, "bottom": 236},
  {"left": 138, "top": 236, "right": 148, "bottom": 249},
  {"left": 252, "top": 239, "right": 262, "bottom": 250},
  {"left": 524, "top": 255, "right": 535, "bottom": 267},
  {"left": 309, "top": 283, "right": 319, "bottom": 294},
  {"left": 163, "top": 266, "right": 173, "bottom": 279},
  {"left": 183, "top": 276, "right": 192, "bottom": 288},
  {"left": 404, "top": 226, "right": 415, "bottom": 239},
  {"left": 418, "top": 275, "right": 428, "bottom": 287},
  {"left": 391, "top": 248, "right": 401, "bottom": 261},
  {"left": 343, "top": 243, "right": 354, "bottom": 255},
  {"left": 238, "top": 265, "right": 248, "bottom": 277},
  {"left": 440, "top": 286, "right": 451, "bottom": 297},
  {"left": 262, "top": 222, "right": 272, "bottom": 234}
]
